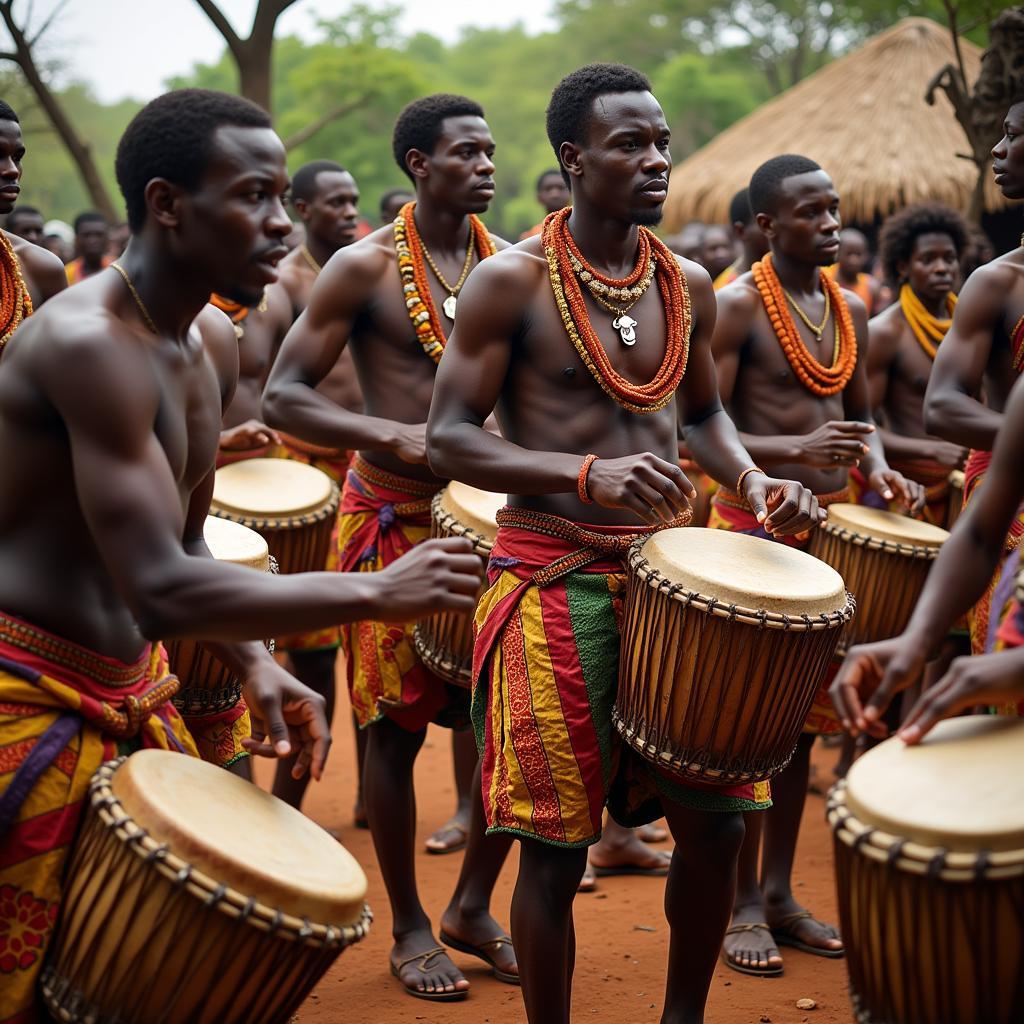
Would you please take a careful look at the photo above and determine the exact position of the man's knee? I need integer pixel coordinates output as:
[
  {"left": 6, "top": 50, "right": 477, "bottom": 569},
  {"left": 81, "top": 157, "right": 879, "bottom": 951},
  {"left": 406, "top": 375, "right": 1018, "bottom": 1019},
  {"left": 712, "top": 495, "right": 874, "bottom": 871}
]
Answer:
[
  {"left": 673, "top": 808, "right": 746, "bottom": 864},
  {"left": 519, "top": 841, "right": 587, "bottom": 908}
]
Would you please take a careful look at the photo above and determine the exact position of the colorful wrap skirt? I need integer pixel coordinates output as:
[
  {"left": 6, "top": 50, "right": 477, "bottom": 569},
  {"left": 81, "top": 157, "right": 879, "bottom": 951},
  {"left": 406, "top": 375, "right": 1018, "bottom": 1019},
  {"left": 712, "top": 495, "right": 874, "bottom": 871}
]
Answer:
[
  {"left": 0, "top": 612, "right": 198, "bottom": 1024},
  {"left": 471, "top": 510, "right": 770, "bottom": 850}
]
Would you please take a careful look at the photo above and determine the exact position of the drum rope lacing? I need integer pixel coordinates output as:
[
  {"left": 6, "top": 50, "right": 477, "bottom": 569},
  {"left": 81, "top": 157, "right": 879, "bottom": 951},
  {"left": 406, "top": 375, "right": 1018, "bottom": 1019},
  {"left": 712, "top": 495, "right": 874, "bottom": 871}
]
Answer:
[{"left": 820, "top": 522, "right": 940, "bottom": 560}]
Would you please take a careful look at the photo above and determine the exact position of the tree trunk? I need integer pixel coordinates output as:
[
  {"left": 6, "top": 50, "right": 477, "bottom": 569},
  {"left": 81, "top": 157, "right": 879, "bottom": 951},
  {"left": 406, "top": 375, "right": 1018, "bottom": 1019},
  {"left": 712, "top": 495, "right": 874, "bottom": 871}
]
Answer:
[{"left": 238, "top": 53, "right": 272, "bottom": 113}]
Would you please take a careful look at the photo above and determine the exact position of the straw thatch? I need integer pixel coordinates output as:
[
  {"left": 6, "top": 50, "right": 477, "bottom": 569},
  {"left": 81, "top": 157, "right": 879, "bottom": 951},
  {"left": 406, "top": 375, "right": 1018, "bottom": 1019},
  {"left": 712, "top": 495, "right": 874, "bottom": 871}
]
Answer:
[{"left": 663, "top": 18, "right": 1006, "bottom": 229}]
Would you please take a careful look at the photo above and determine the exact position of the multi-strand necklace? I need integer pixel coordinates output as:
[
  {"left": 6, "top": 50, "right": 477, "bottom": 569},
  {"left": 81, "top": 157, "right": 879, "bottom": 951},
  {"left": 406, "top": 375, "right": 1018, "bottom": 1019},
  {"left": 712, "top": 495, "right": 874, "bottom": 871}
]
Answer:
[
  {"left": 542, "top": 207, "right": 691, "bottom": 414},
  {"left": 0, "top": 231, "right": 32, "bottom": 351},
  {"left": 899, "top": 283, "right": 956, "bottom": 360}
]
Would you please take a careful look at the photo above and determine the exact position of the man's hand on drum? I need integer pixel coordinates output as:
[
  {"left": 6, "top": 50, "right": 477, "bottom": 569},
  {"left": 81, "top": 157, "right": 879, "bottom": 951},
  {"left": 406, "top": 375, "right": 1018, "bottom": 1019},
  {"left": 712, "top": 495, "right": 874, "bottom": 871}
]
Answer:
[
  {"left": 375, "top": 537, "right": 483, "bottom": 620},
  {"left": 829, "top": 635, "right": 928, "bottom": 740},
  {"left": 800, "top": 421, "right": 873, "bottom": 468},
  {"left": 587, "top": 453, "right": 696, "bottom": 525},
  {"left": 219, "top": 420, "right": 281, "bottom": 452},
  {"left": 392, "top": 422, "right": 429, "bottom": 464},
  {"left": 742, "top": 473, "right": 825, "bottom": 537},
  {"left": 242, "top": 660, "right": 332, "bottom": 780},
  {"left": 867, "top": 467, "right": 926, "bottom": 514}
]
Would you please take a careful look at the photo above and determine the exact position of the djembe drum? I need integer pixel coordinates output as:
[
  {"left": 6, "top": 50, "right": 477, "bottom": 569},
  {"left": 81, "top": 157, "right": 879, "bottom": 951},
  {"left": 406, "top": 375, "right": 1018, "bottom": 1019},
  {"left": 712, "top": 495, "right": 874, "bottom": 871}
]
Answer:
[
  {"left": 166, "top": 516, "right": 271, "bottom": 719},
  {"left": 828, "top": 716, "right": 1024, "bottom": 1024},
  {"left": 413, "top": 482, "right": 504, "bottom": 686},
  {"left": 615, "top": 528, "right": 854, "bottom": 785},
  {"left": 210, "top": 459, "right": 339, "bottom": 575},
  {"left": 808, "top": 504, "right": 947, "bottom": 652},
  {"left": 947, "top": 469, "right": 965, "bottom": 530},
  {"left": 42, "top": 750, "right": 371, "bottom": 1024}
]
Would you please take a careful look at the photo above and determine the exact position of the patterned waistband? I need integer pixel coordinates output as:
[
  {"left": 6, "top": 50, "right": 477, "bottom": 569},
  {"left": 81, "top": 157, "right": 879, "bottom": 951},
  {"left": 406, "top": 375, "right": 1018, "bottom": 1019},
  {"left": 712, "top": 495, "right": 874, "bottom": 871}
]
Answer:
[
  {"left": 712, "top": 485, "right": 850, "bottom": 514},
  {"left": 351, "top": 454, "right": 445, "bottom": 498}
]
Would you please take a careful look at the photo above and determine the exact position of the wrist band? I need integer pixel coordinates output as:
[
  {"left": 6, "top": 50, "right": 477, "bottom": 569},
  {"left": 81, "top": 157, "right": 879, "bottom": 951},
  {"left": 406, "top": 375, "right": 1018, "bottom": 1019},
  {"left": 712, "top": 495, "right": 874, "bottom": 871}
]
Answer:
[
  {"left": 578, "top": 454, "right": 599, "bottom": 504},
  {"left": 736, "top": 466, "right": 766, "bottom": 504}
]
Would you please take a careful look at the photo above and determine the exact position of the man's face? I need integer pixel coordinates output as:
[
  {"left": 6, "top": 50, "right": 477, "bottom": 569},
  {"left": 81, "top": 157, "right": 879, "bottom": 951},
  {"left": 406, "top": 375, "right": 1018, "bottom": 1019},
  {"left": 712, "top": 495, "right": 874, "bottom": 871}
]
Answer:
[
  {"left": 419, "top": 115, "right": 496, "bottom": 214},
  {"left": 902, "top": 231, "right": 958, "bottom": 303},
  {"left": 838, "top": 232, "right": 869, "bottom": 276},
  {"left": 992, "top": 102, "right": 1024, "bottom": 201},
  {"left": 381, "top": 191, "right": 413, "bottom": 225},
  {"left": 301, "top": 170, "right": 360, "bottom": 250},
  {"left": 0, "top": 119, "right": 24, "bottom": 217},
  {"left": 108, "top": 223, "right": 130, "bottom": 257},
  {"left": 8, "top": 211, "right": 43, "bottom": 245},
  {"left": 537, "top": 173, "right": 569, "bottom": 215},
  {"left": 183, "top": 124, "right": 292, "bottom": 307},
  {"left": 761, "top": 170, "right": 841, "bottom": 267},
  {"left": 701, "top": 225, "right": 734, "bottom": 277},
  {"left": 570, "top": 90, "right": 671, "bottom": 227},
  {"left": 76, "top": 220, "right": 109, "bottom": 260}
]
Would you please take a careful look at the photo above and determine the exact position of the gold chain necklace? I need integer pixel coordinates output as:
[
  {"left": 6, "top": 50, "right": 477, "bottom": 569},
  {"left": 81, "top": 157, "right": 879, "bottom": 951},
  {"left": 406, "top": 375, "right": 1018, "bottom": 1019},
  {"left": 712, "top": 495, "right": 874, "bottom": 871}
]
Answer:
[
  {"left": 299, "top": 244, "right": 322, "bottom": 275},
  {"left": 111, "top": 262, "right": 158, "bottom": 334},
  {"left": 418, "top": 228, "right": 475, "bottom": 320},
  {"left": 782, "top": 285, "right": 831, "bottom": 340},
  {"left": 567, "top": 250, "right": 657, "bottom": 346}
]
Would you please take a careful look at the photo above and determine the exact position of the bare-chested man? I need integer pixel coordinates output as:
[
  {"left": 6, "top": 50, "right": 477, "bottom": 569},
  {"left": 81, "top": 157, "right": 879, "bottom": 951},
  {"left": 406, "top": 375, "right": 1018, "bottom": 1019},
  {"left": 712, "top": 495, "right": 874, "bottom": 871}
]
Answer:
[
  {"left": 712, "top": 188, "right": 768, "bottom": 291},
  {"left": 700, "top": 223, "right": 735, "bottom": 283},
  {"left": 710, "top": 154, "right": 922, "bottom": 977},
  {"left": 65, "top": 210, "right": 111, "bottom": 284},
  {"left": 924, "top": 96, "right": 1024, "bottom": 658},
  {"left": 824, "top": 227, "right": 881, "bottom": 314},
  {"left": 379, "top": 186, "right": 414, "bottom": 226},
  {"left": 264, "top": 94, "right": 517, "bottom": 1001},
  {"left": 0, "top": 88, "right": 482, "bottom": 1023},
  {"left": 6, "top": 204, "right": 44, "bottom": 245},
  {"left": 858, "top": 203, "right": 969, "bottom": 525},
  {"left": 427, "top": 64, "right": 823, "bottom": 1024}
]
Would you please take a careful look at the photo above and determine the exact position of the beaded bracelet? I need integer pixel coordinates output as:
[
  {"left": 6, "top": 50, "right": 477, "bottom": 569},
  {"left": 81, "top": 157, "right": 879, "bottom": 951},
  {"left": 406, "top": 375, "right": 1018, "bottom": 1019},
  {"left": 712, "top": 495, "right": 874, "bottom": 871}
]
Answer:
[
  {"left": 736, "top": 466, "right": 766, "bottom": 504},
  {"left": 578, "top": 454, "right": 599, "bottom": 504}
]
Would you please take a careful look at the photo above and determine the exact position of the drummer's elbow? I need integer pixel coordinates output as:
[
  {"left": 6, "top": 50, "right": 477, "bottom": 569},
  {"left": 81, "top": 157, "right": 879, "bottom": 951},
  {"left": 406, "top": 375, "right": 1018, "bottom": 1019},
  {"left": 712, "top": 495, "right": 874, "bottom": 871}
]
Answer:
[
  {"left": 260, "top": 383, "right": 287, "bottom": 430},
  {"left": 426, "top": 422, "right": 458, "bottom": 479},
  {"left": 922, "top": 384, "right": 952, "bottom": 437}
]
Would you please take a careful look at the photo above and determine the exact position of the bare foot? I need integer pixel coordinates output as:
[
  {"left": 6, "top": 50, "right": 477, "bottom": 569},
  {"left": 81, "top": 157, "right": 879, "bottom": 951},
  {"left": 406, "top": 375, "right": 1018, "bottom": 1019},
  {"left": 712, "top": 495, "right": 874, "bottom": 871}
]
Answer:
[
  {"left": 425, "top": 804, "right": 470, "bottom": 854},
  {"left": 588, "top": 824, "right": 672, "bottom": 876},
  {"left": 767, "top": 901, "right": 844, "bottom": 957},
  {"left": 390, "top": 930, "right": 469, "bottom": 1000},
  {"left": 721, "top": 903, "right": 783, "bottom": 976},
  {"left": 636, "top": 820, "right": 669, "bottom": 843},
  {"left": 439, "top": 907, "right": 518, "bottom": 984},
  {"left": 577, "top": 860, "right": 597, "bottom": 893}
]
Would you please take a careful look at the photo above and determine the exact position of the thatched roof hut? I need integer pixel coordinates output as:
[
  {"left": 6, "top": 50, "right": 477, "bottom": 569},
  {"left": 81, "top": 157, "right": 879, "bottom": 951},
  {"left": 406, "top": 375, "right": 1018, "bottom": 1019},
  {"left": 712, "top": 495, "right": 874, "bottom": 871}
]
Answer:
[{"left": 663, "top": 18, "right": 1005, "bottom": 230}]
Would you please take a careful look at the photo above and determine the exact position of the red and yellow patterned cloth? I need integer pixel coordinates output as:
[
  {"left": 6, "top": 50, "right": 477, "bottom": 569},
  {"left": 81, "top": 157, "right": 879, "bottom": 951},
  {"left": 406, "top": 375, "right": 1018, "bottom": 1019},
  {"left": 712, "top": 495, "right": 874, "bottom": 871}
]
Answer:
[
  {"left": 848, "top": 459, "right": 954, "bottom": 528},
  {"left": 338, "top": 457, "right": 467, "bottom": 733},
  {"left": 471, "top": 514, "right": 770, "bottom": 850},
  {"left": 707, "top": 487, "right": 848, "bottom": 735},
  {"left": 712, "top": 264, "right": 739, "bottom": 291},
  {"left": 0, "top": 613, "right": 197, "bottom": 1024}
]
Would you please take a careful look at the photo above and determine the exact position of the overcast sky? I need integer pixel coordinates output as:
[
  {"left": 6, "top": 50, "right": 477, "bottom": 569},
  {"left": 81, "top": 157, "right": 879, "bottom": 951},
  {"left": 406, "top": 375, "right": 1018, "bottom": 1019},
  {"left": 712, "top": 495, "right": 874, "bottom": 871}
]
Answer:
[{"left": 24, "top": 0, "right": 556, "bottom": 104}]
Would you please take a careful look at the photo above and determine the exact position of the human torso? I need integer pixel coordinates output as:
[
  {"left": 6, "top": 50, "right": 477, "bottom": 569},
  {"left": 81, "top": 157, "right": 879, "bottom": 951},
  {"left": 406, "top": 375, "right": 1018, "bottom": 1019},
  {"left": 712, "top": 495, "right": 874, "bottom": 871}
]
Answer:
[
  {"left": 879, "top": 303, "right": 936, "bottom": 441},
  {"left": 982, "top": 253, "right": 1024, "bottom": 414}
]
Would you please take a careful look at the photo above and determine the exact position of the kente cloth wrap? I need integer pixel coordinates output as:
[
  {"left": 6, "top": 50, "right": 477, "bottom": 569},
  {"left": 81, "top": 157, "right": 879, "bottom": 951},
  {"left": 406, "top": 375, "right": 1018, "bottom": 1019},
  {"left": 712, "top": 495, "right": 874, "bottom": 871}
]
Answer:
[
  {"left": 707, "top": 488, "right": 848, "bottom": 735},
  {"left": 471, "top": 513, "right": 770, "bottom": 850},
  {"left": 712, "top": 265, "right": 739, "bottom": 291},
  {"left": 848, "top": 459, "right": 953, "bottom": 528},
  {"left": 180, "top": 701, "right": 250, "bottom": 770},
  {"left": 0, "top": 613, "right": 197, "bottom": 1024},
  {"left": 338, "top": 457, "right": 468, "bottom": 732}
]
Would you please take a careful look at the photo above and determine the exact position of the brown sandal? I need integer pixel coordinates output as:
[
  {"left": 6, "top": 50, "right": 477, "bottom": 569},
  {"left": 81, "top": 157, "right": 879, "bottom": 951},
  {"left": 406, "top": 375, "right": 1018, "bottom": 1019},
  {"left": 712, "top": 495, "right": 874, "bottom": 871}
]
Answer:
[
  {"left": 440, "top": 930, "right": 519, "bottom": 985},
  {"left": 389, "top": 946, "right": 468, "bottom": 1001},
  {"left": 425, "top": 819, "right": 469, "bottom": 855},
  {"left": 771, "top": 910, "right": 844, "bottom": 959},
  {"left": 721, "top": 922, "right": 784, "bottom": 977}
]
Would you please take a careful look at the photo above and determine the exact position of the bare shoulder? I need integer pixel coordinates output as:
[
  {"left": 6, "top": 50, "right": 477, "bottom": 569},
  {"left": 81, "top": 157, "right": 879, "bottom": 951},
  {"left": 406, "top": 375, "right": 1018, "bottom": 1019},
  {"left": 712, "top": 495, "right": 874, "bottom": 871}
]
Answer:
[
  {"left": 7, "top": 231, "right": 67, "bottom": 298},
  {"left": 840, "top": 287, "right": 868, "bottom": 321},
  {"left": 463, "top": 236, "right": 547, "bottom": 299},
  {"left": 197, "top": 303, "right": 236, "bottom": 355},
  {"left": 489, "top": 231, "right": 512, "bottom": 252},
  {"left": 275, "top": 249, "right": 308, "bottom": 299},
  {"left": 868, "top": 302, "right": 903, "bottom": 343},
  {"left": 715, "top": 271, "right": 762, "bottom": 317},
  {"left": 960, "top": 254, "right": 1022, "bottom": 304},
  {"left": 320, "top": 223, "right": 394, "bottom": 289}
]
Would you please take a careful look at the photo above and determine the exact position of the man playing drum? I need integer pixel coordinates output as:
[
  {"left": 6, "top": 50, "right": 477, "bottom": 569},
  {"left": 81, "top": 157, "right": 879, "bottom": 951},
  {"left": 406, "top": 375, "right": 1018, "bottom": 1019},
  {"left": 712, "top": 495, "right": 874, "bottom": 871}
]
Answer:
[
  {"left": 427, "top": 63, "right": 822, "bottom": 1024},
  {"left": 709, "top": 154, "right": 922, "bottom": 975},
  {"left": 0, "top": 89, "right": 482, "bottom": 1024}
]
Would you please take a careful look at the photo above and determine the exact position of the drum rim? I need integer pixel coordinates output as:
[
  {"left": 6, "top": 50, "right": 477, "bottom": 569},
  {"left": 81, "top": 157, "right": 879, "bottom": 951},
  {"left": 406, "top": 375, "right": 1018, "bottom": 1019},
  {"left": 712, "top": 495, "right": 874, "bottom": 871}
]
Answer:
[
  {"left": 89, "top": 758, "right": 373, "bottom": 944},
  {"left": 431, "top": 491, "right": 495, "bottom": 556},
  {"left": 817, "top": 520, "right": 943, "bottom": 559},
  {"left": 412, "top": 623, "right": 472, "bottom": 687},
  {"left": 827, "top": 778, "right": 1024, "bottom": 880},
  {"left": 210, "top": 479, "right": 340, "bottom": 528},
  {"left": 628, "top": 541, "right": 855, "bottom": 631}
]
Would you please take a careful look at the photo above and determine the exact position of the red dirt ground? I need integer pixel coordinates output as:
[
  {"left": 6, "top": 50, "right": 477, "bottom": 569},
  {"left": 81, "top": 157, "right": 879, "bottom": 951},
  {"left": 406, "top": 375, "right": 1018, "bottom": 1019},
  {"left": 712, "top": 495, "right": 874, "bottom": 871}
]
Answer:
[{"left": 255, "top": 696, "right": 854, "bottom": 1024}]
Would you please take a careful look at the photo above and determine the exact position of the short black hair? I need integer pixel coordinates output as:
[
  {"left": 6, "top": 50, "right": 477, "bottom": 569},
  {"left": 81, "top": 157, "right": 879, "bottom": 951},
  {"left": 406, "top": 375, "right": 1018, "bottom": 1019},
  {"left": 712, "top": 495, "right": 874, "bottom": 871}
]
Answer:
[
  {"left": 115, "top": 88, "right": 272, "bottom": 231},
  {"left": 0, "top": 100, "right": 18, "bottom": 124},
  {"left": 291, "top": 160, "right": 347, "bottom": 205},
  {"left": 546, "top": 63, "right": 652, "bottom": 185},
  {"left": 536, "top": 169, "right": 563, "bottom": 191},
  {"left": 391, "top": 94, "right": 485, "bottom": 181},
  {"left": 728, "top": 188, "right": 753, "bottom": 227},
  {"left": 379, "top": 187, "right": 413, "bottom": 216},
  {"left": 74, "top": 211, "right": 107, "bottom": 233},
  {"left": 878, "top": 202, "right": 968, "bottom": 284},
  {"left": 7, "top": 205, "right": 41, "bottom": 225},
  {"left": 749, "top": 154, "right": 822, "bottom": 218}
]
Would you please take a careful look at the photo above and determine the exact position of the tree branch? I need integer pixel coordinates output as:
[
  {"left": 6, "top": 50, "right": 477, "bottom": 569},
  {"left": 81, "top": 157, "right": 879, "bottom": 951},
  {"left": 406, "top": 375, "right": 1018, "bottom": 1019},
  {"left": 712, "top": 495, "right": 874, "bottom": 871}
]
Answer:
[
  {"left": 194, "top": 0, "right": 243, "bottom": 56},
  {"left": 27, "top": 0, "right": 70, "bottom": 47},
  {"left": 282, "top": 95, "right": 368, "bottom": 150}
]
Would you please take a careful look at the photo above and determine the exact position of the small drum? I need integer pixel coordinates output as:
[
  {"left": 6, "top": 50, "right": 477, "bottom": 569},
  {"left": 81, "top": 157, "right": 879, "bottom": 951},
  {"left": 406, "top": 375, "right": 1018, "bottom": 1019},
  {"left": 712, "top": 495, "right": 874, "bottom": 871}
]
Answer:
[
  {"left": 947, "top": 468, "right": 965, "bottom": 529},
  {"left": 808, "top": 504, "right": 947, "bottom": 652},
  {"left": 167, "top": 516, "right": 271, "bottom": 717},
  {"left": 43, "top": 750, "right": 371, "bottom": 1024},
  {"left": 413, "top": 482, "right": 504, "bottom": 686},
  {"left": 828, "top": 716, "right": 1024, "bottom": 1024},
  {"left": 615, "top": 528, "right": 853, "bottom": 785},
  {"left": 211, "top": 458, "right": 339, "bottom": 575}
]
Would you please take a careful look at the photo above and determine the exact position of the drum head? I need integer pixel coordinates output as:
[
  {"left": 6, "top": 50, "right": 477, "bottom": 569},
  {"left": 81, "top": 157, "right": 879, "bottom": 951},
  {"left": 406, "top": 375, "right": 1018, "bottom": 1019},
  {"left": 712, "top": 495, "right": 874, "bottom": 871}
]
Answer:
[
  {"left": 949, "top": 469, "right": 965, "bottom": 489},
  {"left": 639, "top": 527, "right": 846, "bottom": 616},
  {"left": 212, "top": 459, "right": 334, "bottom": 519},
  {"left": 110, "top": 750, "right": 367, "bottom": 925},
  {"left": 202, "top": 515, "right": 270, "bottom": 572},
  {"left": 826, "top": 503, "right": 948, "bottom": 548},
  {"left": 438, "top": 481, "right": 504, "bottom": 541},
  {"left": 846, "top": 716, "right": 1024, "bottom": 852}
]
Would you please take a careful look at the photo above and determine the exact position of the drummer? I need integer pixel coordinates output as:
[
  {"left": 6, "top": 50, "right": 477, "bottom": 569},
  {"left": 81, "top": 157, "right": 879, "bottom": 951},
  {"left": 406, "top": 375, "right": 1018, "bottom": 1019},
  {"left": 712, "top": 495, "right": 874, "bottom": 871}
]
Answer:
[
  {"left": 263, "top": 94, "right": 517, "bottom": 1001},
  {"left": 0, "top": 88, "right": 482, "bottom": 1024},
  {"left": 709, "top": 153, "right": 922, "bottom": 975},
  {"left": 426, "top": 63, "right": 821, "bottom": 1024},
  {"left": 924, "top": 96, "right": 1024, "bottom": 658}
]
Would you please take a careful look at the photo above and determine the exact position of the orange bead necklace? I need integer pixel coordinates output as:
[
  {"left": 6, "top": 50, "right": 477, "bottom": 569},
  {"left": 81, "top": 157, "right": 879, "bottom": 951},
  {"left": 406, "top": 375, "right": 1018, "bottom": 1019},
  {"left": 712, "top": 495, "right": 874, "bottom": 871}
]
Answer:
[
  {"left": 0, "top": 231, "right": 32, "bottom": 351},
  {"left": 209, "top": 290, "right": 267, "bottom": 340},
  {"left": 752, "top": 252, "right": 857, "bottom": 397}
]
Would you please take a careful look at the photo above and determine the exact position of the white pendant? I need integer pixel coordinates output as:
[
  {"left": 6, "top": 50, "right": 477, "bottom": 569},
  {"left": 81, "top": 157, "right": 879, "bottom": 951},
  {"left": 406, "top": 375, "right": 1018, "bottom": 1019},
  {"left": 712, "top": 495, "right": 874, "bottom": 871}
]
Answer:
[
  {"left": 613, "top": 314, "right": 637, "bottom": 346},
  {"left": 443, "top": 294, "right": 457, "bottom": 320}
]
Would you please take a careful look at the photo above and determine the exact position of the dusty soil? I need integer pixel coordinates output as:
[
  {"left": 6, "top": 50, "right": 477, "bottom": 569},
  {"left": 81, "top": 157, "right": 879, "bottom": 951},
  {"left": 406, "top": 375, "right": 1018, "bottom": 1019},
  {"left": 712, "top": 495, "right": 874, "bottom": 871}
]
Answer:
[{"left": 254, "top": 688, "right": 853, "bottom": 1024}]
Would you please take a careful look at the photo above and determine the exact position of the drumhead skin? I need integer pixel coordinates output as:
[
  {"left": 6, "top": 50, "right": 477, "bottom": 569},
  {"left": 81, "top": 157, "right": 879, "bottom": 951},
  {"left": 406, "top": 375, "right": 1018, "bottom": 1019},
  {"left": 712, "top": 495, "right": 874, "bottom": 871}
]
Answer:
[
  {"left": 639, "top": 527, "right": 846, "bottom": 616},
  {"left": 826, "top": 503, "right": 949, "bottom": 548},
  {"left": 212, "top": 460, "right": 334, "bottom": 518},
  {"left": 202, "top": 515, "right": 270, "bottom": 572},
  {"left": 110, "top": 750, "right": 367, "bottom": 925},
  {"left": 846, "top": 716, "right": 1024, "bottom": 853},
  {"left": 949, "top": 469, "right": 964, "bottom": 489},
  {"left": 438, "top": 481, "right": 504, "bottom": 540}
]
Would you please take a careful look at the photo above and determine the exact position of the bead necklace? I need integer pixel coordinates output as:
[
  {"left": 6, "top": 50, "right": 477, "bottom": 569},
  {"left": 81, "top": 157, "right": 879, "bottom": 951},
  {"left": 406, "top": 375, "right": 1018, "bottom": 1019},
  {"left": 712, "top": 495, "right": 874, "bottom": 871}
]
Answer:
[
  {"left": 419, "top": 229, "right": 475, "bottom": 320},
  {"left": 110, "top": 261, "right": 157, "bottom": 334},
  {"left": 566, "top": 246, "right": 656, "bottom": 346},
  {"left": 542, "top": 207, "right": 691, "bottom": 413},
  {"left": 299, "top": 244, "right": 322, "bottom": 275},
  {"left": 0, "top": 231, "right": 32, "bottom": 352},
  {"left": 899, "top": 283, "right": 956, "bottom": 361},
  {"left": 209, "top": 290, "right": 268, "bottom": 340}
]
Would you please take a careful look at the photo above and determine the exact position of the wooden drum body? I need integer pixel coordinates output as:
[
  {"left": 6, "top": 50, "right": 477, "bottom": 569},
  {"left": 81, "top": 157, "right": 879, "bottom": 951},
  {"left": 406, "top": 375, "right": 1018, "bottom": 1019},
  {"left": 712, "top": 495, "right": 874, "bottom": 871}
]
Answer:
[
  {"left": 166, "top": 516, "right": 271, "bottom": 717},
  {"left": 615, "top": 528, "right": 854, "bottom": 785},
  {"left": 413, "top": 482, "right": 503, "bottom": 687},
  {"left": 947, "top": 469, "right": 964, "bottom": 530},
  {"left": 210, "top": 459, "right": 339, "bottom": 576},
  {"left": 808, "top": 504, "right": 946, "bottom": 653},
  {"left": 43, "top": 750, "right": 371, "bottom": 1024},
  {"left": 828, "top": 717, "right": 1024, "bottom": 1024}
]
